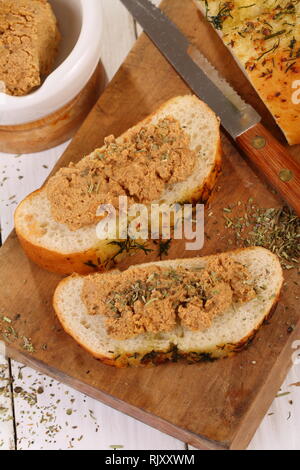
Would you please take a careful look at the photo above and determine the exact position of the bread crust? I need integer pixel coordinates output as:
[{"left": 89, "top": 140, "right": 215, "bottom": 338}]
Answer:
[
  {"left": 53, "top": 248, "right": 283, "bottom": 368},
  {"left": 15, "top": 95, "right": 222, "bottom": 275},
  {"left": 16, "top": 228, "right": 107, "bottom": 275}
]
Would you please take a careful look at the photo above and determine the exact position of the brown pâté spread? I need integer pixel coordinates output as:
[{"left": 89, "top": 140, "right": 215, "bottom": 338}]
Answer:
[
  {"left": 46, "top": 118, "right": 197, "bottom": 231},
  {"left": 81, "top": 255, "right": 256, "bottom": 340},
  {"left": 0, "top": 0, "right": 60, "bottom": 96}
]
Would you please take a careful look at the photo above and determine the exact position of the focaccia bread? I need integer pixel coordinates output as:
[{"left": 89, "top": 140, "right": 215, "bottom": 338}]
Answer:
[
  {"left": 15, "top": 95, "right": 221, "bottom": 275},
  {"left": 195, "top": 0, "right": 300, "bottom": 145}
]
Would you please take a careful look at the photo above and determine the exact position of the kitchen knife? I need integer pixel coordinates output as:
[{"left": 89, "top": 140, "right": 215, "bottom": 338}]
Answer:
[{"left": 120, "top": 0, "right": 300, "bottom": 215}]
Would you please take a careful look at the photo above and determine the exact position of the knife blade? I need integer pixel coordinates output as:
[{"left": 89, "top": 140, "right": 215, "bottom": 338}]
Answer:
[
  {"left": 120, "top": 0, "right": 300, "bottom": 215},
  {"left": 120, "top": 0, "right": 260, "bottom": 139}
]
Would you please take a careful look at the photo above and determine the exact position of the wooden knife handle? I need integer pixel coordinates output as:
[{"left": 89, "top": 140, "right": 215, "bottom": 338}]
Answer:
[{"left": 236, "top": 122, "right": 300, "bottom": 215}]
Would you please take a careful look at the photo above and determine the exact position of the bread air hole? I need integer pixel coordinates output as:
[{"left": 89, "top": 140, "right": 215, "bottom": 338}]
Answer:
[{"left": 80, "top": 320, "right": 91, "bottom": 329}]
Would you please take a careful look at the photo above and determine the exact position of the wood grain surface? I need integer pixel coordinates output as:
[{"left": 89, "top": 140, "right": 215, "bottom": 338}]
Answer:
[
  {"left": 0, "top": 0, "right": 299, "bottom": 450},
  {"left": 236, "top": 122, "right": 300, "bottom": 216}
]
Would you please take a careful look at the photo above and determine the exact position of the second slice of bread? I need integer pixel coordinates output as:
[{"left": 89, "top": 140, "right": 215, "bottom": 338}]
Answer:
[{"left": 53, "top": 247, "right": 283, "bottom": 368}]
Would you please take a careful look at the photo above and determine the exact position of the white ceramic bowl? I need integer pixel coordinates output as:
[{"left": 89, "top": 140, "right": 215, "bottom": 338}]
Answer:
[{"left": 0, "top": 0, "right": 103, "bottom": 126}]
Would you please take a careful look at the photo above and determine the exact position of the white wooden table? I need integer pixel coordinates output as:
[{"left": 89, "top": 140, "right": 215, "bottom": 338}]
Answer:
[{"left": 0, "top": 0, "right": 299, "bottom": 451}]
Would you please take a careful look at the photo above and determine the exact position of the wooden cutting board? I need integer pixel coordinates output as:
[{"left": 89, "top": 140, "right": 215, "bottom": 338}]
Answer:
[{"left": 0, "top": 0, "right": 299, "bottom": 450}]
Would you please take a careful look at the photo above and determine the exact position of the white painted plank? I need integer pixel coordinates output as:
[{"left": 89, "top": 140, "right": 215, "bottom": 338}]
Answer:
[
  {"left": 99, "top": 0, "right": 137, "bottom": 80},
  {"left": 0, "top": 358, "right": 15, "bottom": 450}
]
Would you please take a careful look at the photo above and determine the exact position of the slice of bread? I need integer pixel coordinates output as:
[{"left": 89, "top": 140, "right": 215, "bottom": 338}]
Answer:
[
  {"left": 15, "top": 95, "right": 221, "bottom": 275},
  {"left": 53, "top": 247, "right": 283, "bottom": 368}
]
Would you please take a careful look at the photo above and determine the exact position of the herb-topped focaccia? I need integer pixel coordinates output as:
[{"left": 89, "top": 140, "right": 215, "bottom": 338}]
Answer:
[{"left": 195, "top": 0, "right": 300, "bottom": 145}]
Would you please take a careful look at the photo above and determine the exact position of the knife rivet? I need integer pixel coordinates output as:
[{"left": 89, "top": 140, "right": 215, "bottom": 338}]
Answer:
[
  {"left": 252, "top": 136, "right": 266, "bottom": 149},
  {"left": 279, "top": 169, "right": 294, "bottom": 182}
]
